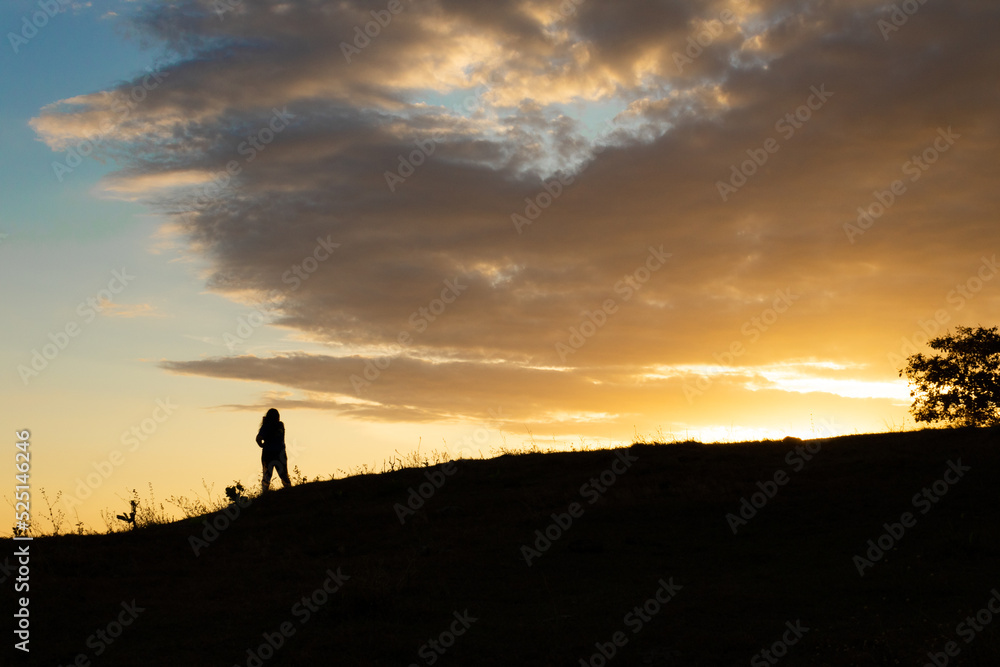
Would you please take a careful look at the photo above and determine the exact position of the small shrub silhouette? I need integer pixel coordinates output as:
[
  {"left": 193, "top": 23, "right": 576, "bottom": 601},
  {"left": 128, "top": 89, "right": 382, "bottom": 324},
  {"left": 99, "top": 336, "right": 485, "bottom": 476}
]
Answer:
[
  {"left": 39, "top": 488, "right": 66, "bottom": 535},
  {"left": 225, "top": 481, "right": 249, "bottom": 505},
  {"left": 116, "top": 499, "right": 138, "bottom": 530}
]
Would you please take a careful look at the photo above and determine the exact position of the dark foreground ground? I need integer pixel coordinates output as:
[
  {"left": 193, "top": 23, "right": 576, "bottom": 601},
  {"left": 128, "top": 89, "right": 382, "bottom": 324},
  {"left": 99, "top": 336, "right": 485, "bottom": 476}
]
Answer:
[{"left": 4, "top": 427, "right": 1000, "bottom": 666}]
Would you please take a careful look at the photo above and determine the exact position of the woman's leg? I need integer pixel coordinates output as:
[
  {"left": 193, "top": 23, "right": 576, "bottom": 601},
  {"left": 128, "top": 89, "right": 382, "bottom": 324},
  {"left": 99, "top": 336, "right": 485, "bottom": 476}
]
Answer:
[
  {"left": 276, "top": 450, "right": 292, "bottom": 487},
  {"left": 262, "top": 454, "right": 274, "bottom": 491}
]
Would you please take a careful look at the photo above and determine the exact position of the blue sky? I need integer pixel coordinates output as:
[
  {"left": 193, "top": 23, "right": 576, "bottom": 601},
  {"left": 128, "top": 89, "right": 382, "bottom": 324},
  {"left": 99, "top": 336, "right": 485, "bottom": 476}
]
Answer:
[{"left": 2, "top": 1, "right": 147, "bottom": 238}]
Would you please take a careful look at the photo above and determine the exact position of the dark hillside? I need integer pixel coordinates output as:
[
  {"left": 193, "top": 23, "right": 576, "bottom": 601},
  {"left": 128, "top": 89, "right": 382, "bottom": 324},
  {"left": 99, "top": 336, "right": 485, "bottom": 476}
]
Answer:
[{"left": 5, "top": 428, "right": 1000, "bottom": 666}]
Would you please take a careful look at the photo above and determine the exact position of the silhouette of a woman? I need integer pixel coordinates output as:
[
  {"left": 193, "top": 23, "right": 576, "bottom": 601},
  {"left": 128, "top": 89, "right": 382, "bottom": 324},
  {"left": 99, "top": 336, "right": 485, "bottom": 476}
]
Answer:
[{"left": 256, "top": 408, "right": 292, "bottom": 491}]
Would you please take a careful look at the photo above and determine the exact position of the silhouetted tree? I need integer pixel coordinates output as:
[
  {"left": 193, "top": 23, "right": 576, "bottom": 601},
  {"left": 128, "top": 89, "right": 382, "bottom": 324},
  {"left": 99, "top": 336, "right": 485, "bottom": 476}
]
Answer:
[{"left": 900, "top": 325, "right": 1000, "bottom": 427}]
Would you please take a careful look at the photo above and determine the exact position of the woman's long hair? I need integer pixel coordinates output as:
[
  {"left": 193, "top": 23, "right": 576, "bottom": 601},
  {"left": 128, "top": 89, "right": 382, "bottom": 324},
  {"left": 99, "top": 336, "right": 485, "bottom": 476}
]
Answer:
[{"left": 260, "top": 408, "right": 280, "bottom": 431}]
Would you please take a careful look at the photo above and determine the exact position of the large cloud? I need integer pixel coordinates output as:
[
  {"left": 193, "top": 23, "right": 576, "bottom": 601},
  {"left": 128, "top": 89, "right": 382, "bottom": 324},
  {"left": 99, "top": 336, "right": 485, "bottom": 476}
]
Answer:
[{"left": 33, "top": 0, "right": 1000, "bottom": 434}]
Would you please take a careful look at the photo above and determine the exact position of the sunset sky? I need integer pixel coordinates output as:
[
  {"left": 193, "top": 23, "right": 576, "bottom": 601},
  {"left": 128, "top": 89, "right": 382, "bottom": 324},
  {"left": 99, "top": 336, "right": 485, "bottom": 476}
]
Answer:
[{"left": 2, "top": 0, "right": 998, "bottom": 531}]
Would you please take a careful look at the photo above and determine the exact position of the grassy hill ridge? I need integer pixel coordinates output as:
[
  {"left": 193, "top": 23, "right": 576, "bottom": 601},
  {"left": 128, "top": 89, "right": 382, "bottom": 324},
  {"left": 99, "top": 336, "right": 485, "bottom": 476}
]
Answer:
[{"left": 6, "top": 428, "right": 1000, "bottom": 666}]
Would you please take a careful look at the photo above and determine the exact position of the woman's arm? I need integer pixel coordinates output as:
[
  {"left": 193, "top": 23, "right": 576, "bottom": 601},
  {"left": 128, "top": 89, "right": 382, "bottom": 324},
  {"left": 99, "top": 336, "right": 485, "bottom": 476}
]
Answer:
[{"left": 256, "top": 427, "right": 265, "bottom": 447}]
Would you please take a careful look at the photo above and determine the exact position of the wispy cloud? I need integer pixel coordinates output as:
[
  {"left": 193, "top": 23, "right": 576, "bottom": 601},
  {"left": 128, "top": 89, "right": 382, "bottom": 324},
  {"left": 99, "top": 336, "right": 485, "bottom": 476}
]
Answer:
[{"left": 99, "top": 301, "right": 165, "bottom": 319}]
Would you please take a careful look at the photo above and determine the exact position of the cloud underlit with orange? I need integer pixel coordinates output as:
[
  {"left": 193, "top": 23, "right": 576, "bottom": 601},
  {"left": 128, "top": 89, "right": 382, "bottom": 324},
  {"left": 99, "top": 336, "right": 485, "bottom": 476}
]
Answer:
[{"left": 31, "top": 0, "right": 1000, "bottom": 440}]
